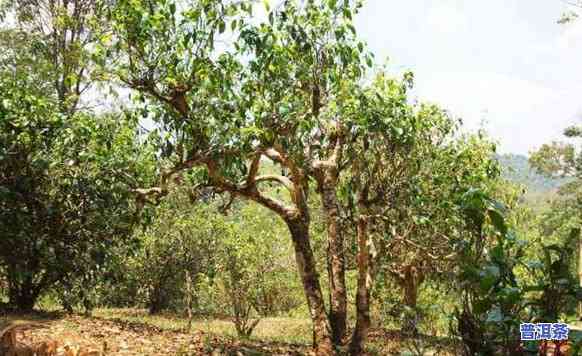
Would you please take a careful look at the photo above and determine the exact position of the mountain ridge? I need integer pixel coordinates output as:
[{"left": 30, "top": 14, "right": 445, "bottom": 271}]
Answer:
[{"left": 496, "top": 153, "right": 567, "bottom": 194}]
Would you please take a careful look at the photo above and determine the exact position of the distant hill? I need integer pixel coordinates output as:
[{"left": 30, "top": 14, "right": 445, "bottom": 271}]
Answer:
[{"left": 496, "top": 153, "right": 567, "bottom": 194}]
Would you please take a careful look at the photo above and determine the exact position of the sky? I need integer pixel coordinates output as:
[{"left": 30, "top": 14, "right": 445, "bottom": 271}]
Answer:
[{"left": 354, "top": 0, "right": 582, "bottom": 155}]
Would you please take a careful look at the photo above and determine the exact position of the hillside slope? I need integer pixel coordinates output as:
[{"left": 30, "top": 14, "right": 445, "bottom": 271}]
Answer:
[{"left": 497, "top": 153, "right": 567, "bottom": 193}]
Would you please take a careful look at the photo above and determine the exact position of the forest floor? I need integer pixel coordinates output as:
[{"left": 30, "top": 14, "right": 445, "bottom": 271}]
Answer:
[{"left": 0, "top": 308, "right": 459, "bottom": 355}]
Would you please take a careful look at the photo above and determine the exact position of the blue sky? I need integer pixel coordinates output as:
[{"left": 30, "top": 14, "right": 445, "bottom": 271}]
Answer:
[{"left": 354, "top": 0, "right": 582, "bottom": 155}]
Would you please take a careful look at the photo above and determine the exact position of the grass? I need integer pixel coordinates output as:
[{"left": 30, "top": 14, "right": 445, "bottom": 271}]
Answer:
[
  {"left": 0, "top": 306, "right": 460, "bottom": 355},
  {"left": 93, "top": 308, "right": 313, "bottom": 344}
]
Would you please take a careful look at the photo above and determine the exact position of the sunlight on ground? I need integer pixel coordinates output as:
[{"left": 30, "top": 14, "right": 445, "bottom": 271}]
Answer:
[
  {"left": 93, "top": 308, "right": 313, "bottom": 344},
  {"left": 1, "top": 308, "right": 460, "bottom": 355}
]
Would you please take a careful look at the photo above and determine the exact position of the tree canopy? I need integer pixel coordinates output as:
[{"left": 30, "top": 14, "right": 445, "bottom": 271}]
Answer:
[{"left": 1, "top": 1, "right": 580, "bottom": 355}]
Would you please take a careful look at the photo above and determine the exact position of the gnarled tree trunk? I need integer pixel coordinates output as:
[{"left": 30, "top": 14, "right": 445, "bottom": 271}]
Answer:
[
  {"left": 399, "top": 265, "right": 425, "bottom": 336},
  {"left": 318, "top": 174, "right": 347, "bottom": 344},
  {"left": 350, "top": 213, "right": 371, "bottom": 356},
  {"left": 287, "top": 219, "right": 335, "bottom": 356}
]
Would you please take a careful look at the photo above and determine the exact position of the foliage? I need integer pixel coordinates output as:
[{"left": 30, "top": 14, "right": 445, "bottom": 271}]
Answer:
[
  {"left": 365, "top": 127, "right": 500, "bottom": 335},
  {"left": 116, "top": 188, "right": 303, "bottom": 337},
  {"left": 0, "top": 110, "right": 150, "bottom": 311},
  {"left": 454, "top": 188, "right": 528, "bottom": 355},
  {"left": 558, "top": 1, "right": 581, "bottom": 25},
  {"left": 1, "top": 0, "right": 107, "bottom": 114},
  {"left": 0, "top": 0, "right": 155, "bottom": 312},
  {"left": 529, "top": 142, "right": 578, "bottom": 178},
  {"left": 0, "top": 49, "right": 154, "bottom": 310},
  {"left": 523, "top": 228, "right": 580, "bottom": 323},
  {"left": 454, "top": 184, "right": 582, "bottom": 355},
  {"left": 132, "top": 195, "right": 220, "bottom": 314}
]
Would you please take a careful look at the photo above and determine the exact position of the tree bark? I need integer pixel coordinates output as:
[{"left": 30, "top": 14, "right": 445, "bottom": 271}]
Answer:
[
  {"left": 350, "top": 214, "right": 371, "bottom": 356},
  {"left": 148, "top": 283, "right": 169, "bottom": 315},
  {"left": 319, "top": 176, "right": 347, "bottom": 344},
  {"left": 287, "top": 219, "right": 336, "bottom": 356},
  {"left": 401, "top": 265, "right": 424, "bottom": 336}
]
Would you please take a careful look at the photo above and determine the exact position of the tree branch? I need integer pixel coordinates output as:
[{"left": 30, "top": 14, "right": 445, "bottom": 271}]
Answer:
[
  {"left": 264, "top": 147, "right": 284, "bottom": 165},
  {"left": 205, "top": 159, "right": 297, "bottom": 219},
  {"left": 255, "top": 174, "right": 294, "bottom": 191},
  {"left": 132, "top": 156, "right": 202, "bottom": 209},
  {"left": 246, "top": 151, "right": 263, "bottom": 187}
]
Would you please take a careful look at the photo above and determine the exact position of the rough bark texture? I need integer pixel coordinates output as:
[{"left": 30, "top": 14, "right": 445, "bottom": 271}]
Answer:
[
  {"left": 319, "top": 175, "right": 347, "bottom": 344},
  {"left": 287, "top": 219, "right": 336, "bottom": 356},
  {"left": 350, "top": 214, "right": 371, "bottom": 356}
]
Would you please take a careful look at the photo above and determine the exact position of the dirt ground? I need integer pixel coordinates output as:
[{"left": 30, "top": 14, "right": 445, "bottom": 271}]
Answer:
[{"left": 0, "top": 309, "right": 457, "bottom": 355}]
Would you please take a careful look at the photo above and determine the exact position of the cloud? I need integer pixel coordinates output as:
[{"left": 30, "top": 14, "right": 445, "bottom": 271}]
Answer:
[
  {"left": 355, "top": 0, "right": 582, "bottom": 154},
  {"left": 413, "top": 71, "right": 581, "bottom": 154}
]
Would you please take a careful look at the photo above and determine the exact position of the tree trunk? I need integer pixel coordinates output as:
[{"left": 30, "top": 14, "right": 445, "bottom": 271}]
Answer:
[
  {"left": 148, "top": 284, "right": 169, "bottom": 315},
  {"left": 287, "top": 219, "right": 336, "bottom": 356},
  {"left": 81, "top": 289, "right": 93, "bottom": 317},
  {"left": 319, "top": 177, "right": 347, "bottom": 344},
  {"left": 8, "top": 285, "right": 37, "bottom": 312},
  {"left": 401, "top": 265, "right": 424, "bottom": 336},
  {"left": 7, "top": 270, "right": 38, "bottom": 312},
  {"left": 350, "top": 214, "right": 371, "bottom": 356}
]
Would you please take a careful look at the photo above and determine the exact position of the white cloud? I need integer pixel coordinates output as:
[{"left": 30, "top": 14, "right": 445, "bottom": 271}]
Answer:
[
  {"left": 355, "top": 0, "right": 582, "bottom": 154},
  {"left": 413, "top": 71, "right": 581, "bottom": 154}
]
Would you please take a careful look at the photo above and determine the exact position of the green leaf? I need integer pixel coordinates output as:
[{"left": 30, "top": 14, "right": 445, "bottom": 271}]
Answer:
[
  {"left": 488, "top": 209, "right": 507, "bottom": 234},
  {"left": 366, "top": 57, "right": 373, "bottom": 68}
]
